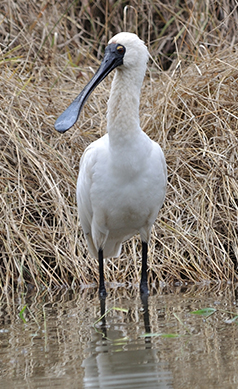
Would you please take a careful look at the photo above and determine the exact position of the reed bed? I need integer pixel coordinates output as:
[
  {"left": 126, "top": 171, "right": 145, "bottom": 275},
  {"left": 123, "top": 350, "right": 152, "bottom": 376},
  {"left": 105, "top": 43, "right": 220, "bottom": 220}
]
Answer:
[{"left": 0, "top": 0, "right": 237, "bottom": 290}]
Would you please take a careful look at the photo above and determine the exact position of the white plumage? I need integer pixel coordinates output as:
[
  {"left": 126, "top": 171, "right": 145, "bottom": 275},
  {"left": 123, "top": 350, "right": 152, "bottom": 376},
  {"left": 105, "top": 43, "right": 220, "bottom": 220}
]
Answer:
[{"left": 55, "top": 32, "right": 167, "bottom": 296}]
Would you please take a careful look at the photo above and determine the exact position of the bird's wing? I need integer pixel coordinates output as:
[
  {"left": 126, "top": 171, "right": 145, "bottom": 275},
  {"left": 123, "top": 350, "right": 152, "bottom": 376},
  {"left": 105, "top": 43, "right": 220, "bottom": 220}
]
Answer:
[
  {"left": 77, "top": 144, "right": 96, "bottom": 234},
  {"left": 76, "top": 135, "right": 108, "bottom": 234}
]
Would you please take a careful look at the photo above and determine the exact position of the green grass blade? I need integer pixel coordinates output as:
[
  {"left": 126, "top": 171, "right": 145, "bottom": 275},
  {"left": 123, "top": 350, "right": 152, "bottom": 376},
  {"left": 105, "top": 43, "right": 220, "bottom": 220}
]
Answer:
[
  {"left": 19, "top": 305, "right": 27, "bottom": 323},
  {"left": 190, "top": 308, "right": 216, "bottom": 317}
]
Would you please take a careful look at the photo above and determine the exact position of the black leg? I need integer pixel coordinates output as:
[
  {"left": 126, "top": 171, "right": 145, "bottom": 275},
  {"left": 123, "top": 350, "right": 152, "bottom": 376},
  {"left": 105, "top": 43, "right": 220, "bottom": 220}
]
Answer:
[
  {"left": 98, "top": 248, "right": 107, "bottom": 298},
  {"left": 140, "top": 241, "right": 149, "bottom": 295}
]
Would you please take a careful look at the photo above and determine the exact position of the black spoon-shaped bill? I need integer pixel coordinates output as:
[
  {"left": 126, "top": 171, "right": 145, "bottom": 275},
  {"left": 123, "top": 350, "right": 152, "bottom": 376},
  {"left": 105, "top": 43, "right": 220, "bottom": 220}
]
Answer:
[{"left": 54, "top": 43, "right": 126, "bottom": 133}]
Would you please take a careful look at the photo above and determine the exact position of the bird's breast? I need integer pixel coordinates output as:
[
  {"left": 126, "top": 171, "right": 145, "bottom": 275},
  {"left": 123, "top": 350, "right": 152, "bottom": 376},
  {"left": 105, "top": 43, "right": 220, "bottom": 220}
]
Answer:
[
  {"left": 83, "top": 132, "right": 166, "bottom": 237},
  {"left": 91, "top": 161, "right": 164, "bottom": 232}
]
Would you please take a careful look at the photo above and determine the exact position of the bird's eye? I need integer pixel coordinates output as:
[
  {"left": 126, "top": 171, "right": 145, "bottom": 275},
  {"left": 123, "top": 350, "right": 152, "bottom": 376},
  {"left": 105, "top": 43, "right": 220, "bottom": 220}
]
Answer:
[{"left": 117, "top": 45, "right": 125, "bottom": 55}]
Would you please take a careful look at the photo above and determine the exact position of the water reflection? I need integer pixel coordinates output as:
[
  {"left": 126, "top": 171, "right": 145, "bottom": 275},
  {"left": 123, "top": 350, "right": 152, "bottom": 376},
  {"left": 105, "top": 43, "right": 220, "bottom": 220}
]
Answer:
[
  {"left": 82, "top": 294, "right": 173, "bottom": 388},
  {"left": 0, "top": 284, "right": 238, "bottom": 388}
]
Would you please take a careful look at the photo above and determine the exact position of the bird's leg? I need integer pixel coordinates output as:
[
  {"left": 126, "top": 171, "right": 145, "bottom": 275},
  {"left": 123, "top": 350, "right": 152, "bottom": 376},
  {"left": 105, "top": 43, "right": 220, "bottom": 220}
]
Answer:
[
  {"left": 98, "top": 248, "right": 107, "bottom": 298},
  {"left": 140, "top": 241, "right": 149, "bottom": 295}
]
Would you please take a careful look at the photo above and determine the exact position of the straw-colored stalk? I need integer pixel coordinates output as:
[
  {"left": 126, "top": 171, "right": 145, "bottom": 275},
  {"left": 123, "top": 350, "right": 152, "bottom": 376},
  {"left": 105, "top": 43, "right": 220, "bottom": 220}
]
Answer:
[{"left": 0, "top": 0, "right": 237, "bottom": 290}]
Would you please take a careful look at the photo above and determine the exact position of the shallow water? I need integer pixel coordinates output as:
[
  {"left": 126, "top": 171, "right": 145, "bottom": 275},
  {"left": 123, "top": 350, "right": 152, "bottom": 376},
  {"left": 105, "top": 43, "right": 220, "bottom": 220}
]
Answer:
[{"left": 1, "top": 284, "right": 238, "bottom": 388}]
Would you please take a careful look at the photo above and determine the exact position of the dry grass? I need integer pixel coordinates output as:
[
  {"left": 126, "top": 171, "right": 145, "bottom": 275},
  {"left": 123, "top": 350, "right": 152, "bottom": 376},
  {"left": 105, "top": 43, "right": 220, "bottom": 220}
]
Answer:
[{"left": 0, "top": 0, "right": 237, "bottom": 290}]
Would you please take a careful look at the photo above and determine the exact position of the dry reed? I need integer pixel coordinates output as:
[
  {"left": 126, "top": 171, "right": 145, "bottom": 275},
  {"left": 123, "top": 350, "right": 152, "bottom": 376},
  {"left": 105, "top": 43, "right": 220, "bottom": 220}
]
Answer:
[{"left": 0, "top": 0, "right": 237, "bottom": 290}]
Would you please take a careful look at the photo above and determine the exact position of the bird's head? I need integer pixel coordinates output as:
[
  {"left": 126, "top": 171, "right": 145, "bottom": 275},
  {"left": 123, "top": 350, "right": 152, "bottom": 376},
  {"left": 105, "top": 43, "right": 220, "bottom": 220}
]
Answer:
[
  {"left": 55, "top": 32, "right": 148, "bottom": 133},
  {"left": 108, "top": 32, "right": 148, "bottom": 72}
]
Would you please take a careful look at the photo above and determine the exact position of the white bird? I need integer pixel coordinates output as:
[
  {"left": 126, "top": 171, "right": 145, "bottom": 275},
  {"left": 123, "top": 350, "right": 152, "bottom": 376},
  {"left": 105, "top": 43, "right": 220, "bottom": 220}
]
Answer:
[{"left": 55, "top": 32, "right": 167, "bottom": 297}]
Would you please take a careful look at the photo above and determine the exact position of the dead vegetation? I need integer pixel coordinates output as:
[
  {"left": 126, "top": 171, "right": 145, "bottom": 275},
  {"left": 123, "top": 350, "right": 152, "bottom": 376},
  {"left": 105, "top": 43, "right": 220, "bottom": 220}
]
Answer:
[{"left": 0, "top": 0, "right": 237, "bottom": 290}]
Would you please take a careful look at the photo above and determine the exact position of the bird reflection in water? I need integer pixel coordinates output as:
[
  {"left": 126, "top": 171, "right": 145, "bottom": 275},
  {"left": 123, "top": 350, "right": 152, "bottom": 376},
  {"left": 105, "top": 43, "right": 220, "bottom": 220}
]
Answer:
[{"left": 82, "top": 294, "right": 173, "bottom": 389}]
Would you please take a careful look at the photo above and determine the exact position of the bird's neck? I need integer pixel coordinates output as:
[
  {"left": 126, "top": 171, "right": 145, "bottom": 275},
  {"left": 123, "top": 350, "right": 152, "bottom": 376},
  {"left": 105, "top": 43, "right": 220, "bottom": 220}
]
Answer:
[{"left": 107, "top": 69, "right": 143, "bottom": 145}]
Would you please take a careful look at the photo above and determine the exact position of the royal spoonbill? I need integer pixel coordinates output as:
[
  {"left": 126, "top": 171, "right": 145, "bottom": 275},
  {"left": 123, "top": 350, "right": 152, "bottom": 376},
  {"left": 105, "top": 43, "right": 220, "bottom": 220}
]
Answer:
[{"left": 55, "top": 32, "right": 167, "bottom": 297}]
